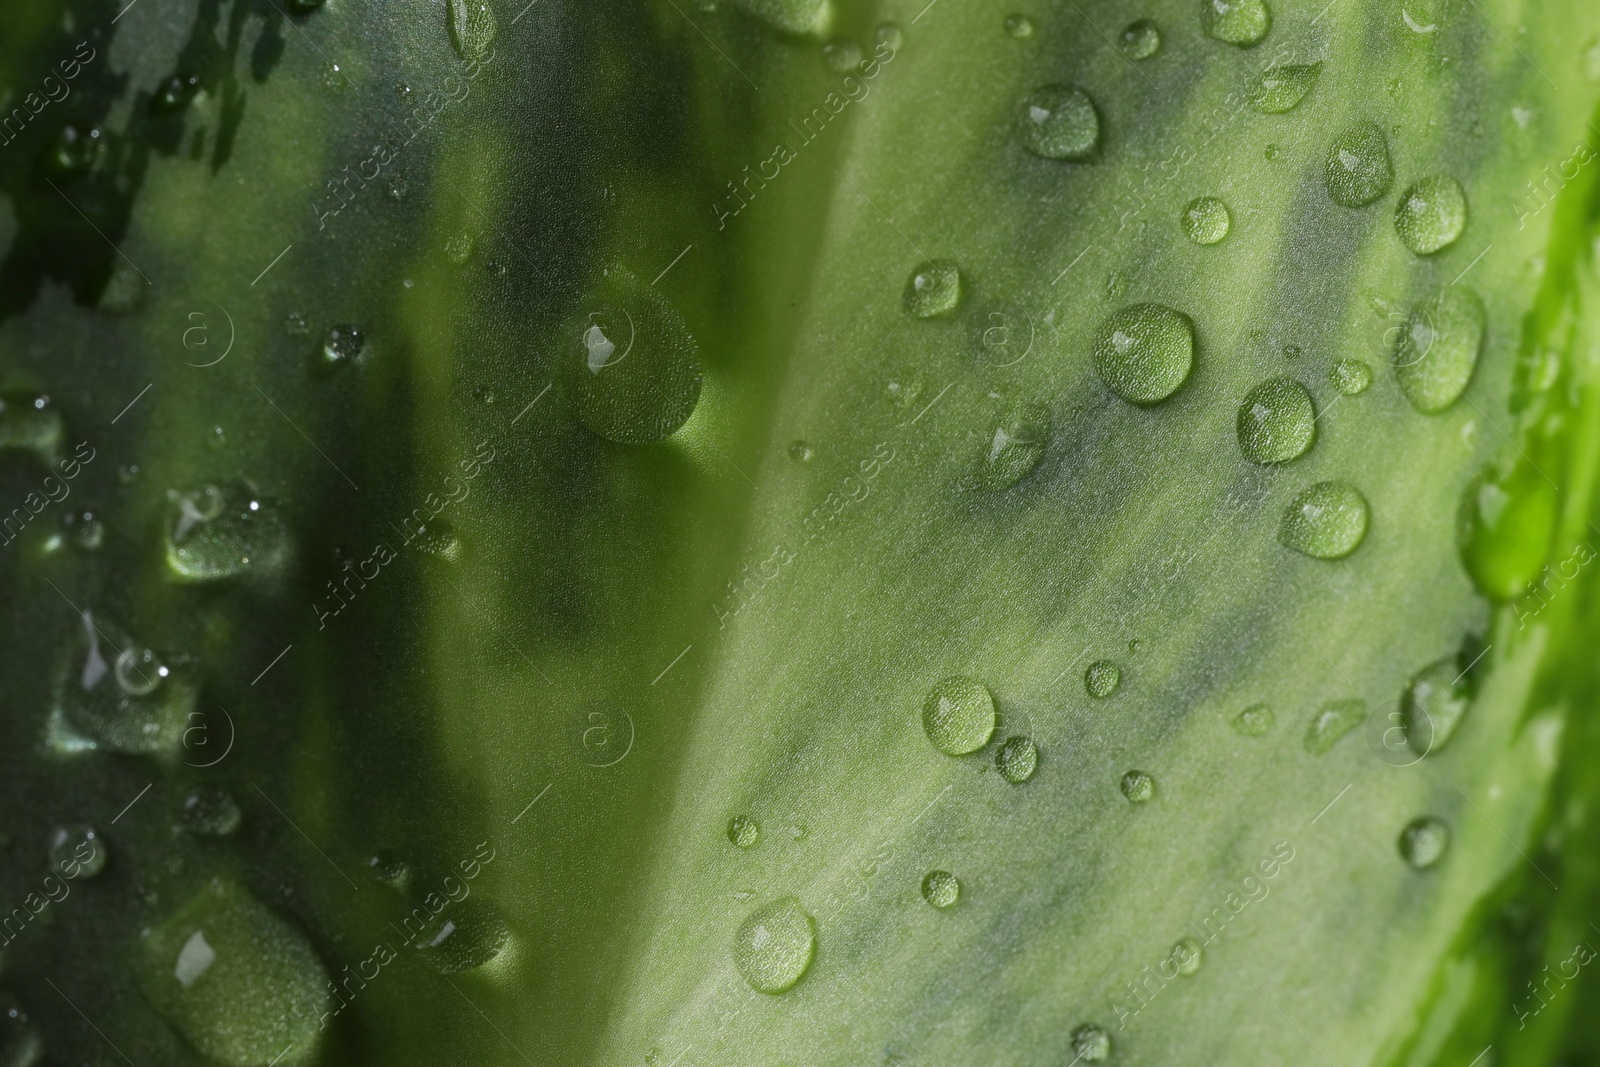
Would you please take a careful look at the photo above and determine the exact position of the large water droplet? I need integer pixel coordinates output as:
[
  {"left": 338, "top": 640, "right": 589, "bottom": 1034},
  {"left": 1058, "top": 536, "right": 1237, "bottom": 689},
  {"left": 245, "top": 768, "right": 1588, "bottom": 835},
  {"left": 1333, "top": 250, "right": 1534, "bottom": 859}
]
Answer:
[
  {"left": 1181, "top": 196, "right": 1230, "bottom": 245},
  {"left": 1248, "top": 62, "right": 1321, "bottom": 111},
  {"left": 733, "top": 897, "right": 816, "bottom": 994},
  {"left": 570, "top": 272, "right": 703, "bottom": 444},
  {"left": 52, "top": 612, "right": 195, "bottom": 757},
  {"left": 728, "top": 815, "right": 761, "bottom": 849},
  {"left": 1084, "top": 660, "right": 1121, "bottom": 698},
  {"left": 140, "top": 879, "right": 330, "bottom": 1067},
  {"left": 411, "top": 899, "right": 512, "bottom": 973},
  {"left": 447, "top": 0, "right": 497, "bottom": 59},
  {"left": 1120, "top": 770, "right": 1155, "bottom": 803},
  {"left": 995, "top": 736, "right": 1039, "bottom": 783},
  {"left": 1119, "top": 19, "right": 1161, "bottom": 58},
  {"left": 922, "top": 677, "right": 996, "bottom": 756},
  {"left": 1279, "top": 481, "right": 1369, "bottom": 559},
  {"left": 1398, "top": 816, "right": 1449, "bottom": 869},
  {"left": 921, "top": 870, "right": 960, "bottom": 908},
  {"left": 1232, "top": 703, "right": 1274, "bottom": 736},
  {"left": 1019, "top": 86, "right": 1100, "bottom": 161},
  {"left": 166, "top": 481, "right": 290, "bottom": 582},
  {"left": 1331, "top": 358, "right": 1372, "bottom": 395},
  {"left": 1236, "top": 377, "right": 1315, "bottom": 464},
  {"left": 1458, "top": 455, "right": 1557, "bottom": 600},
  {"left": 1072, "top": 1023, "right": 1112, "bottom": 1063},
  {"left": 181, "top": 786, "right": 243, "bottom": 837},
  {"left": 1092, "top": 304, "right": 1195, "bottom": 405},
  {"left": 1324, "top": 123, "right": 1394, "bottom": 207},
  {"left": 1394, "top": 175, "right": 1467, "bottom": 254},
  {"left": 49, "top": 824, "right": 105, "bottom": 879},
  {"left": 1304, "top": 698, "right": 1366, "bottom": 754},
  {"left": 1392, "top": 286, "right": 1484, "bottom": 413},
  {"left": 968, "top": 402, "right": 1049, "bottom": 491},
  {"left": 1200, "top": 0, "right": 1270, "bottom": 46},
  {"left": 1400, "top": 657, "right": 1469, "bottom": 756},
  {"left": 903, "top": 259, "right": 962, "bottom": 318}
]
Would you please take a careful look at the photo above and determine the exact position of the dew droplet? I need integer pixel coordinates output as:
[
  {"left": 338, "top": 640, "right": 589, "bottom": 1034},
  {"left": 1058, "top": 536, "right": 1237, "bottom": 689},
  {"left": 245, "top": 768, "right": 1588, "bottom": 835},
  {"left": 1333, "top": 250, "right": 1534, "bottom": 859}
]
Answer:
[
  {"left": 1279, "top": 481, "right": 1369, "bottom": 559},
  {"left": 1119, "top": 19, "right": 1161, "bottom": 58},
  {"left": 1071, "top": 1023, "right": 1112, "bottom": 1063},
  {"left": 921, "top": 870, "right": 960, "bottom": 908},
  {"left": 728, "top": 815, "right": 761, "bottom": 849},
  {"left": 165, "top": 481, "right": 290, "bottom": 582},
  {"left": 821, "top": 36, "right": 861, "bottom": 71},
  {"left": 48, "top": 124, "right": 101, "bottom": 178},
  {"left": 1400, "top": 657, "right": 1469, "bottom": 756},
  {"left": 1171, "top": 936, "right": 1203, "bottom": 976},
  {"left": 1331, "top": 358, "right": 1372, "bottom": 395},
  {"left": 140, "top": 879, "right": 330, "bottom": 1066},
  {"left": 731, "top": 0, "right": 828, "bottom": 34},
  {"left": 49, "top": 823, "right": 105, "bottom": 879},
  {"left": 922, "top": 677, "right": 996, "bottom": 756},
  {"left": 447, "top": 0, "right": 497, "bottom": 59},
  {"left": 367, "top": 851, "right": 411, "bottom": 888},
  {"left": 1324, "top": 123, "right": 1394, "bottom": 207},
  {"left": 1236, "top": 377, "right": 1315, "bottom": 464},
  {"left": 181, "top": 786, "right": 242, "bottom": 837},
  {"left": 570, "top": 272, "right": 703, "bottom": 444},
  {"left": 0, "top": 391, "right": 64, "bottom": 464},
  {"left": 1004, "top": 13, "right": 1034, "bottom": 37},
  {"left": 1232, "top": 703, "right": 1274, "bottom": 736},
  {"left": 1392, "top": 286, "right": 1484, "bottom": 414},
  {"left": 1248, "top": 62, "right": 1321, "bottom": 112},
  {"left": 1398, "top": 816, "right": 1450, "bottom": 869},
  {"left": 317, "top": 324, "right": 364, "bottom": 374},
  {"left": 788, "top": 440, "right": 813, "bottom": 462},
  {"left": 968, "top": 401, "right": 1049, "bottom": 491},
  {"left": 445, "top": 232, "right": 475, "bottom": 264},
  {"left": 874, "top": 22, "right": 904, "bottom": 50},
  {"left": 1181, "top": 196, "right": 1230, "bottom": 245},
  {"left": 1200, "top": 0, "right": 1271, "bottom": 46},
  {"left": 995, "top": 736, "right": 1038, "bottom": 783},
  {"left": 733, "top": 897, "right": 816, "bottom": 994},
  {"left": 52, "top": 612, "right": 195, "bottom": 757},
  {"left": 1019, "top": 85, "right": 1100, "bottom": 161},
  {"left": 153, "top": 74, "right": 201, "bottom": 114},
  {"left": 1092, "top": 304, "right": 1195, "bottom": 405},
  {"left": 1457, "top": 455, "right": 1557, "bottom": 600},
  {"left": 0, "top": 992, "right": 43, "bottom": 1067},
  {"left": 1084, "top": 660, "right": 1120, "bottom": 698},
  {"left": 1304, "top": 698, "right": 1366, "bottom": 754},
  {"left": 411, "top": 899, "right": 512, "bottom": 973},
  {"left": 903, "top": 259, "right": 962, "bottom": 318},
  {"left": 1394, "top": 175, "right": 1467, "bottom": 254},
  {"left": 1120, "top": 770, "right": 1155, "bottom": 803}
]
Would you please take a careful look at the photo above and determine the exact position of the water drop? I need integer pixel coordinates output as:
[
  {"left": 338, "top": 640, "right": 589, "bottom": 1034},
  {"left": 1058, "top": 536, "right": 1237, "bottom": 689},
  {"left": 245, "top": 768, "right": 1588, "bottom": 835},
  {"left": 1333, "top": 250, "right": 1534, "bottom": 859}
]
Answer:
[
  {"left": 153, "top": 74, "right": 201, "bottom": 114},
  {"left": 1279, "top": 481, "right": 1369, "bottom": 559},
  {"left": 53, "top": 612, "right": 195, "bottom": 757},
  {"left": 411, "top": 899, "right": 512, "bottom": 973},
  {"left": 165, "top": 481, "right": 290, "bottom": 582},
  {"left": 1171, "top": 937, "right": 1203, "bottom": 976},
  {"left": 1304, "top": 698, "right": 1366, "bottom": 754},
  {"left": 1248, "top": 62, "right": 1321, "bottom": 112},
  {"left": 874, "top": 22, "right": 904, "bottom": 50},
  {"left": 728, "top": 815, "right": 761, "bottom": 849},
  {"left": 1200, "top": 0, "right": 1270, "bottom": 46},
  {"left": 1394, "top": 176, "right": 1467, "bottom": 255},
  {"left": 1400, "top": 657, "right": 1469, "bottom": 756},
  {"left": 1331, "top": 358, "right": 1372, "bottom": 395},
  {"left": 368, "top": 852, "right": 411, "bottom": 888},
  {"left": 733, "top": 897, "right": 816, "bottom": 994},
  {"left": 922, "top": 676, "right": 996, "bottom": 756},
  {"left": 1264, "top": 142, "right": 1281, "bottom": 160},
  {"left": 1392, "top": 286, "right": 1484, "bottom": 413},
  {"left": 788, "top": 440, "right": 814, "bottom": 462},
  {"left": 140, "top": 878, "right": 330, "bottom": 1066},
  {"left": 921, "top": 870, "right": 960, "bottom": 908},
  {"left": 317, "top": 324, "right": 364, "bottom": 374},
  {"left": 444, "top": 232, "right": 474, "bottom": 264},
  {"left": 1232, "top": 703, "right": 1274, "bottom": 736},
  {"left": 48, "top": 124, "right": 101, "bottom": 178},
  {"left": 1236, "top": 377, "right": 1315, "bottom": 464},
  {"left": 0, "top": 993, "right": 42, "bottom": 1067},
  {"left": 1324, "top": 123, "right": 1394, "bottom": 207},
  {"left": 0, "top": 391, "right": 64, "bottom": 463},
  {"left": 1181, "top": 196, "right": 1230, "bottom": 245},
  {"left": 1458, "top": 455, "right": 1557, "bottom": 600},
  {"left": 1092, "top": 304, "right": 1195, "bottom": 405},
  {"left": 968, "top": 401, "right": 1049, "bottom": 491},
  {"left": 1019, "top": 86, "right": 1100, "bottom": 161},
  {"left": 1120, "top": 770, "right": 1155, "bottom": 803},
  {"left": 995, "top": 736, "right": 1038, "bottom": 783},
  {"left": 1072, "top": 1023, "right": 1112, "bottom": 1063},
  {"left": 1004, "top": 13, "right": 1034, "bottom": 37},
  {"left": 447, "top": 0, "right": 497, "bottom": 59},
  {"left": 181, "top": 786, "right": 242, "bottom": 837},
  {"left": 1084, "top": 660, "right": 1120, "bottom": 698},
  {"left": 1398, "top": 817, "right": 1449, "bottom": 869},
  {"left": 49, "top": 824, "right": 105, "bottom": 878},
  {"left": 903, "top": 259, "right": 962, "bottom": 318},
  {"left": 730, "top": 0, "right": 828, "bottom": 34},
  {"left": 570, "top": 272, "right": 703, "bottom": 444},
  {"left": 1119, "top": 19, "right": 1161, "bottom": 58},
  {"left": 821, "top": 37, "right": 861, "bottom": 71}
]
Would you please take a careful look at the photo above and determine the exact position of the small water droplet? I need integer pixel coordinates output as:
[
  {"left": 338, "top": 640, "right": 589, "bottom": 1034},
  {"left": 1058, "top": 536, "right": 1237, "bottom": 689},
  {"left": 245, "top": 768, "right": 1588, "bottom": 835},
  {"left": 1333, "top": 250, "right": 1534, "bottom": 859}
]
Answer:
[
  {"left": 1264, "top": 142, "right": 1281, "bottom": 160},
  {"left": 874, "top": 22, "right": 903, "bottom": 50},
  {"left": 1400, "top": 657, "right": 1469, "bottom": 756},
  {"left": 52, "top": 612, "right": 195, "bottom": 757},
  {"left": 284, "top": 311, "right": 309, "bottom": 336},
  {"left": 1071, "top": 1023, "right": 1112, "bottom": 1063},
  {"left": 728, "top": 815, "right": 761, "bottom": 849},
  {"left": 922, "top": 677, "right": 996, "bottom": 756},
  {"left": 1085, "top": 660, "right": 1120, "bottom": 698},
  {"left": 368, "top": 851, "right": 411, "bottom": 888},
  {"left": 49, "top": 823, "right": 105, "bottom": 878},
  {"left": 903, "top": 259, "right": 962, "bottom": 318},
  {"left": 48, "top": 124, "right": 101, "bottom": 178},
  {"left": 1171, "top": 936, "right": 1203, "bottom": 975},
  {"left": 1092, "top": 304, "right": 1195, "bottom": 405},
  {"left": 921, "top": 870, "right": 960, "bottom": 908},
  {"left": 180, "top": 786, "right": 242, "bottom": 837},
  {"left": 733, "top": 897, "right": 816, "bottom": 994},
  {"left": 1325, "top": 123, "right": 1394, "bottom": 207},
  {"left": 0, "top": 391, "right": 64, "bottom": 464},
  {"left": 153, "top": 74, "right": 201, "bottom": 114},
  {"left": 447, "top": 0, "right": 497, "bottom": 59},
  {"left": 1331, "top": 358, "right": 1372, "bottom": 395},
  {"left": 412, "top": 899, "right": 512, "bottom": 973},
  {"left": 1004, "top": 13, "right": 1034, "bottom": 38},
  {"left": 788, "top": 440, "right": 814, "bottom": 462},
  {"left": 1458, "top": 454, "right": 1557, "bottom": 600},
  {"left": 1398, "top": 816, "right": 1450, "bottom": 869},
  {"left": 0, "top": 992, "right": 43, "bottom": 1067},
  {"left": 317, "top": 324, "right": 364, "bottom": 374},
  {"left": 165, "top": 481, "right": 290, "bottom": 582},
  {"left": 1200, "top": 0, "right": 1271, "bottom": 46},
  {"left": 821, "top": 36, "right": 861, "bottom": 71},
  {"left": 1279, "top": 481, "right": 1369, "bottom": 559},
  {"left": 968, "top": 401, "right": 1049, "bottom": 491},
  {"left": 1181, "top": 196, "right": 1230, "bottom": 245},
  {"left": 1248, "top": 62, "right": 1321, "bottom": 112},
  {"left": 1119, "top": 19, "right": 1161, "bottom": 58},
  {"left": 995, "top": 736, "right": 1038, "bottom": 783},
  {"left": 1236, "top": 377, "right": 1315, "bottom": 464},
  {"left": 1120, "top": 770, "right": 1155, "bottom": 803},
  {"left": 1232, "top": 703, "right": 1274, "bottom": 736},
  {"left": 445, "top": 232, "right": 475, "bottom": 264},
  {"left": 1392, "top": 286, "right": 1484, "bottom": 413},
  {"left": 1019, "top": 85, "right": 1100, "bottom": 161},
  {"left": 1304, "top": 698, "right": 1366, "bottom": 754},
  {"left": 1395, "top": 175, "right": 1467, "bottom": 254}
]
